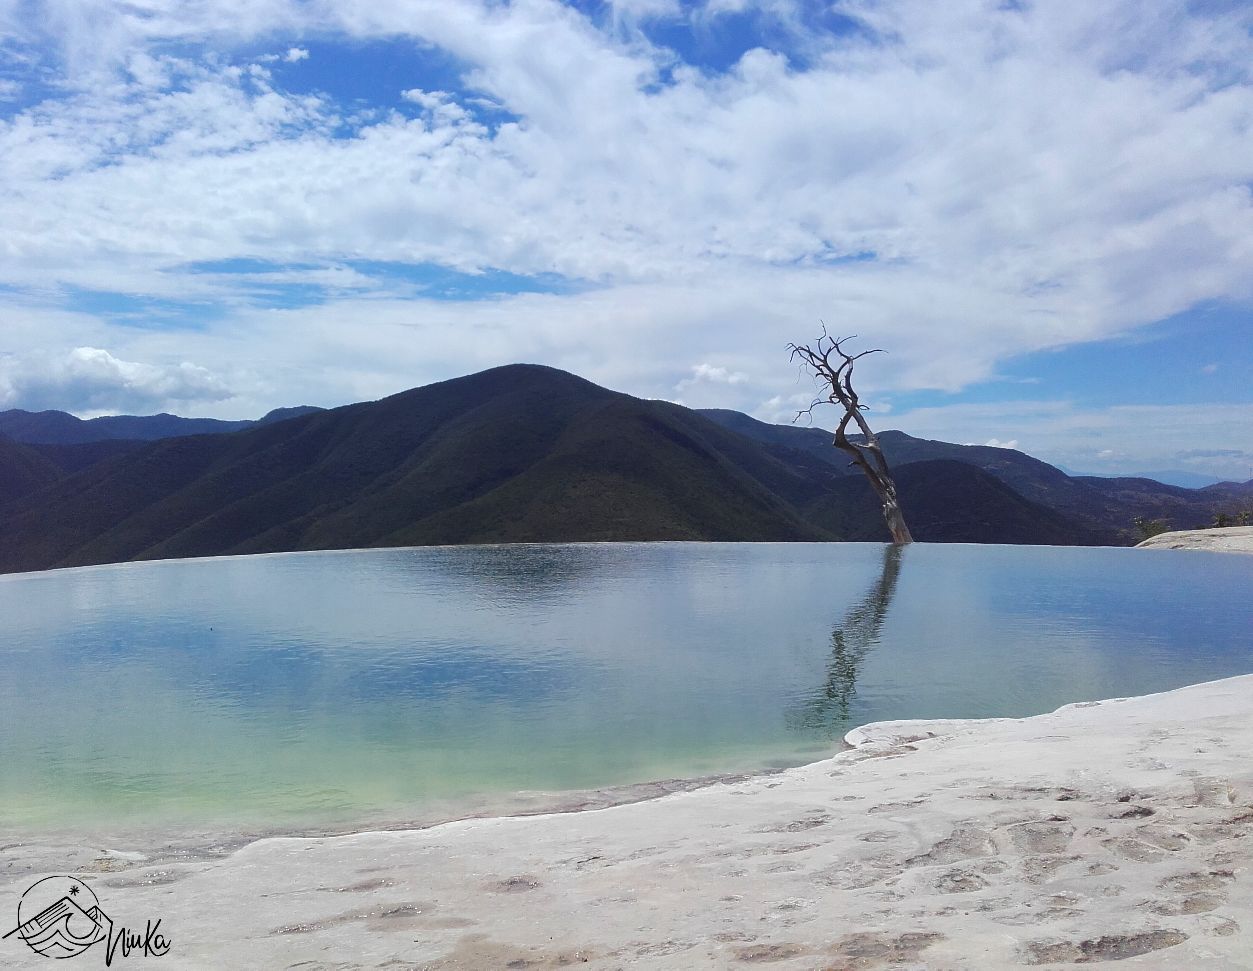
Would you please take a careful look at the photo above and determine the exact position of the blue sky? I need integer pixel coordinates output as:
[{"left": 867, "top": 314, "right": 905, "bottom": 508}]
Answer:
[{"left": 0, "top": 0, "right": 1250, "bottom": 480}]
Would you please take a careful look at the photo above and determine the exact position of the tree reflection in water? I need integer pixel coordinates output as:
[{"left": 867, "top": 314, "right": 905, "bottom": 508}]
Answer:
[{"left": 790, "top": 543, "right": 905, "bottom": 736}]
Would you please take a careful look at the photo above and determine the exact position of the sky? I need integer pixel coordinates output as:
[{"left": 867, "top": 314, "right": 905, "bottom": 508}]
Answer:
[{"left": 0, "top": 0, "right": 1250, "bottom": 481}]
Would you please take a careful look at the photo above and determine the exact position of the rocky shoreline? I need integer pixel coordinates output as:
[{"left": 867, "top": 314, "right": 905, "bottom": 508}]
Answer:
[{"left": 1136, "top": 525, "right": 1253, "bottom": 555}]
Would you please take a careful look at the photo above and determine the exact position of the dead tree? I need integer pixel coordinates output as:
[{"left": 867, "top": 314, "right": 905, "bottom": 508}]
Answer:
[{"left": 789, "top": 331, "right": 914, "bottom": 545}]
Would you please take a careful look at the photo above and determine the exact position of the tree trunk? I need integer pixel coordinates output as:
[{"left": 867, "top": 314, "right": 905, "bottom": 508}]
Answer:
[
  {"left": 880, "top": 484, "right": 913, "bottom": 545},
  {"left": 833, "top": 433, "right": 914, "bottom": 545}
]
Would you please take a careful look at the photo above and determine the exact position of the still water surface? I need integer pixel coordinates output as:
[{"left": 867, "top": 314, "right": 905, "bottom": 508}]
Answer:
[{"left": 1, "top": 542, "right": 1250, "bottom": 833}]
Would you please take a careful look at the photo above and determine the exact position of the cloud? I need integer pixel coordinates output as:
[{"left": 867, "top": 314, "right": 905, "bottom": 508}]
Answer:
[
  {"left": 4, "top": 1, "right": 1249, "bottom": 314},
  {"left": 0, "top": 347, "right": 234, "bottom": 415},
  {"left": 672, "top": 362, "right": 751, "bottom": 406},
  {"left": 0, "top": 0, "right": 1247, "bottom": 469},
  {"left": 983, "top": 438, "right": 1019, "bottom": 449},
  {"left": 886, "top": 400, "right": 1253, "bottom": 479},
  {"left": 680, "top": 363, "right": 747, "bottom": 386},
  {"left": 283, "top": 47, "right": 308, "bottom": 63}
]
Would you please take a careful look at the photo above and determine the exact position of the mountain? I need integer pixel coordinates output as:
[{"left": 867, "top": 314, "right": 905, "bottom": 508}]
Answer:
[
  {"left": 1200, "top": 480, "right": 1253, "bottom": 502},
  {"left": 2, "top": 366, "right": 1240, "bottom": 575},
  {"left": 0, "top": 405, "right": 324, "bottom": 445},
  {"left": 0, "top": 366, "right": 846, "bottom": 573},
  {"left": 699, "top": 410, "right": 1126, "bottom": 542},
  {"left": 698, "top": 410, "right": 1249, "bottom": 539},
  {"left": 25, "top": 439, "right": 147, "bottom": 475},
  {"left": 696, "top": 409, "right": 852, "bottom": 470},
  {"left": 805, "top": 460, "right": 1108, "bottom": 546},
  {"left": 1071, "top": 469, "right": 1223, "bottom": 489},
  {"left": 255, "top": 405, "right": 326, "bottom": 426},
  {"left": 699, "top": 408, "right": 1085, "bottom": 491},
  {"left": 0, "top": 436, "right": 64, "bottom": 506}
]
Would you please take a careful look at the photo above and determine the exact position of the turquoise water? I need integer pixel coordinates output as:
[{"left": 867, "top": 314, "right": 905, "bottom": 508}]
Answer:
[{"left": 1, "top": 542, "right": 1250, "bottom": 833}]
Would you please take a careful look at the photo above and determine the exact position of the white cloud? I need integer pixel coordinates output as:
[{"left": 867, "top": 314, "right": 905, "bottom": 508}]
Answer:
[
  {"left": 683, "top": 363, "right": 747, "bottom": 385},
  {"left": 0, "top": 346, "right": 233, "bottom": 414},
  {"left": 886, "top": 399, "right": 1253, "bottom": 480},
  {"left": 673, "top": 361, "right": 750, "bottom": 406},
  {"left": 400, "top": 87, "right": 442, "bottom": 108},
  {"left": 983, "top": 438, "right": 1019, "bottom": 450},
  {"left": 5, "top": 0, "right": 1248, "bottom": 314},
  {"left": 0, "top": 0, "right": 1247, "bottom": 469},
  {"left": 283, "top": 46, "right": 308, "bottom": 63}
]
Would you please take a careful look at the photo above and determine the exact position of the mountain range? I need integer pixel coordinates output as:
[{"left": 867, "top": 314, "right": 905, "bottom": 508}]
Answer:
[
  {"left": 0, "top": 404, "right": 323, "bottom": 445},
  {"left": 1, "top": 364, "right": 1249, "bottom": 575}
]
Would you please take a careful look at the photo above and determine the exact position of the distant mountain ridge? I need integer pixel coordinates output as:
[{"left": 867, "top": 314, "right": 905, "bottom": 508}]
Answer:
[
  {"left": 1068, "top": 469, "right": 1223, "bottom": 489},
  {"left": 0, "top": 405, "right": 324, "bottom": 445},
  {"left": 0, "top": 365, "right": 1247, "bottom": 574},
  {"left": 697, "top": 409, "right": 1252, "bottom": 543}
]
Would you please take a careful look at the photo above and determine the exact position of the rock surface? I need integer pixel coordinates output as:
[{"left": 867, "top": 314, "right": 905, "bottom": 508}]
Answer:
[{"left": 1137, "top": 526, "right": 1253, "bottom": 554}]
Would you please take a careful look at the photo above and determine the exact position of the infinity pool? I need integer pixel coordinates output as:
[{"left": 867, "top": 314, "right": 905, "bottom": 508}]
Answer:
[{"left": 1, "top": 542, "right": 1249, "bottom": 834}]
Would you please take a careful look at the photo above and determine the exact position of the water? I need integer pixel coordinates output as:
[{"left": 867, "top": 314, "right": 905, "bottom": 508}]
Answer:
[{"left": 1, "top": 542, "right": 1249, "bottom": 835}]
